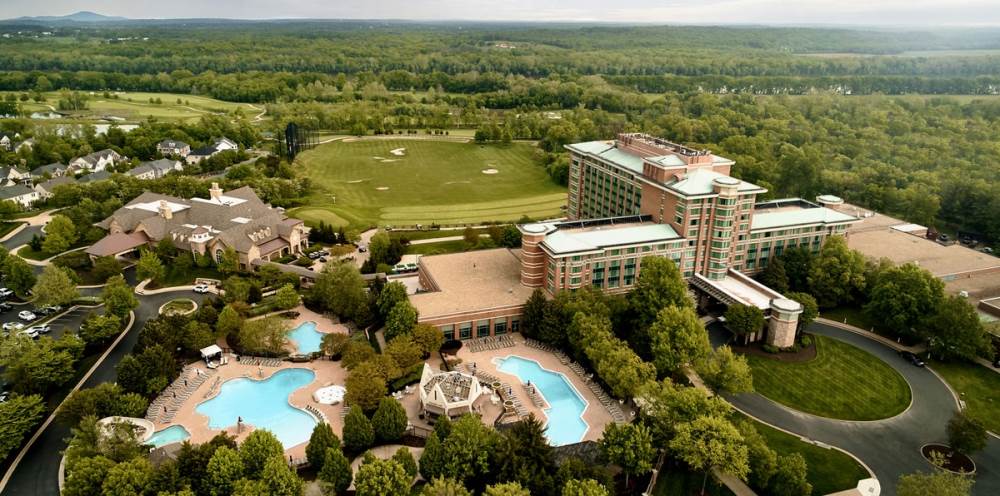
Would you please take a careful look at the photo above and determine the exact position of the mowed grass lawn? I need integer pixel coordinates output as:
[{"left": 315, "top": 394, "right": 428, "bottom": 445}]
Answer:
[
  {"left": 747, "top": 335, "right": 911, "bottom": 420},
  {"left": 929, "top": 359, "right": 1000, "bottom": 434},
  {"left": 749, "top": 417, "right": 870, "bottom": 495},
  {"left": 291, "top": 139, "right": 567, "bottom": 228},
  {"left": 7, "top": 91, "right": 259, "bottom": 123}
]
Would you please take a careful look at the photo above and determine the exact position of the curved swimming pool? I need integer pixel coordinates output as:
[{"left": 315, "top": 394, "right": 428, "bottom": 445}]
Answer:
[
  {"left": 496, "top": 356, "right": 588, "bottom": 446},
  {"left": 147, "top": 425, "right": 190, "bottom": 448},
  {"left": 195, "top": 368, "right": 317, "bottom": 448},
  {"left": 288, "top": 321, "right": 324, "bottom": 354}
]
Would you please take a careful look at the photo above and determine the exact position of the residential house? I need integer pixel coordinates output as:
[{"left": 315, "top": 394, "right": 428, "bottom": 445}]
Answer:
[
  {"left": 13, "top": 138, "right": 34, "bottom": 153},
  {"left": 157, "top": 139, "right": 191, "bottom": 157},
  {"left": 68, "top": 149, "right": 124, "bottom": 174},
  {"left": 34, "top": 176, "right": 76, "bottom": 199},
  {"left": 78, "top": 170, "right": 113, "bottom": 183},
  {"left": 90, "top": 183, "right": 310, "bottom": 269},
  {"left": 0, "top": 132, "right": 21, "bottom": 151},
  {"left": 0, "top": 184, "right": 40, "bottom": 208},
  {"left": 0, "top": 166, "right": 31, "bottom": 187},
  {"left": 30, "top": 163, "right": 68, "bottom": 179},
  {"left": 185, "top": 137, "right": 238, "bottom": 165},
  {"left": 125, "top": 159, "right": 182, "bottom": 180}
]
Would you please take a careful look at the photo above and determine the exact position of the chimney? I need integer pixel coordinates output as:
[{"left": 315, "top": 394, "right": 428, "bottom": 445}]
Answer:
[
  {"left": 210, "top": 182, "right": 223, "bottom": 202},
  {"left": 158, "top": 200, "right": 172, "bottom": 220}
]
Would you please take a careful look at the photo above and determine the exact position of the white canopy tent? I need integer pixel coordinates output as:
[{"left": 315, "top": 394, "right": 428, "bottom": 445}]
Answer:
[{"left": 200, "top": 344, "right": 223, "bottom": 360}]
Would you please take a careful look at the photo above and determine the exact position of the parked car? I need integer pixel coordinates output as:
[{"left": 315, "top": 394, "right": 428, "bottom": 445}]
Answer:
[
  {"left": 0, "top": 303, "right": 12, "bottom": 312},
  {"left": 318, "top": 257, "right": 328, "bottom": 263},
  {"left": 317, "top": 249, "right": 330, "bottom": 257},
  {"left": 193, "top": 284, "right": 210, "bottom": 294},
  {"left": 0, "top": 288, "right": 12, "bottom": 298},
  {"left": 899, "top": 350, "right": 925, "bottom": 367},
  {"left": 2, "top": 322, "right": 24, "bottom": 332},
  {"left": 983, "top": 247, "right": 995, "bottom": 255},
  {"left": 17, "top": 310, "right": 36, "bottom": 321},
  {"left": 34, "top": 306, "right": 59, "bottom": 315},
  {"left": 16, "top": 328, "right": 38, "bottom": 339},
  {"left": 358, "top": 245, "right": 368, "bottom": 253},
  {"left": 307, "top": 251, "right": 321, "bottom": 260},
  {"left": 938, "top": 234, "right": 950, "bottom": 242},
  {"left": 26, "top": 325, "right": 51, "bottom": 335}
]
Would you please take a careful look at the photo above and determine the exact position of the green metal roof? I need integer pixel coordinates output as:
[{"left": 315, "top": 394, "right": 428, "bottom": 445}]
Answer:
[
  {"left": 751, "top": 206, "right": 858, "bottom": 231},
  {"left": 667, "top": 169, "right": 765, "bottom": 197},
  {"left": 542, "top": 223, "right": 682, "bottom": 255}
]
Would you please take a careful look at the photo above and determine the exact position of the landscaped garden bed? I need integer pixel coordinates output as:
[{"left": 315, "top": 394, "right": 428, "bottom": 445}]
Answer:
[
  {"left": 160, "top": 298, "right": 197, "bottom": 316},
  {"left": 921, "top": 444, "right": 975, "bottom": 473}
]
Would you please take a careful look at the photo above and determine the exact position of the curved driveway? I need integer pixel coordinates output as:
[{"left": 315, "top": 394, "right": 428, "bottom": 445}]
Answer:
[
  {"left": 0, "top": 288, "right": 212, "bottom": 496},
  {"left": 718, "top": 322, "right": 1000, "bottom": 496}
]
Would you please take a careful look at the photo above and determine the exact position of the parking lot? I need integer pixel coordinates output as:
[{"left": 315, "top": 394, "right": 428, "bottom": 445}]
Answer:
[{"left": 0, "top": 304, "right": 92, "bottom": 341}]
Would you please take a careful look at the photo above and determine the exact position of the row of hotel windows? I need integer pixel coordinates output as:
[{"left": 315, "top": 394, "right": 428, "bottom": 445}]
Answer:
[{"left": 439, "top": 318, "right": 521, "bottom": 340}]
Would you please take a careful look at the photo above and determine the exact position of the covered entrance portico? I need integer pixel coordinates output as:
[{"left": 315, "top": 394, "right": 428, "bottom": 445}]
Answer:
[{"left": 689, "top": 269, "right": 802, "bottom": 348}]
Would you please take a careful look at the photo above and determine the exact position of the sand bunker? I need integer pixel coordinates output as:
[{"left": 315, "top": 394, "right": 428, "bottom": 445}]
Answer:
[
  {"left": 444, "top": 180, "right": 472, "bottom": 185},
  {"left": 373, "top": 156, "right": 386, "bottom": 160},
  {"left": 380, "top": 159, "right": 400, "bottom": 163},
  {"left": 346, "top": 179, "right": 369, "bottom": 184},
  {"left": 375, "top": 187, "right": 390, "bottom": 191},
  {"left": 482, "top": 168, "right": 500, "bottom": 174},
  {"left": 390, "top": 148, "right": 406, "bottom": 156}
]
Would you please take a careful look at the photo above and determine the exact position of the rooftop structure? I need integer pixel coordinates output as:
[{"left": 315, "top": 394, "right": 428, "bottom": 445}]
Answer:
[{"left": 418, "top": 364, "right": 484, "bottom": 418}]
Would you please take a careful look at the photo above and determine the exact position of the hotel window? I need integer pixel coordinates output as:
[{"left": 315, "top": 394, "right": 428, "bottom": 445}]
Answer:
[
  {"left": 494, "top": 320, "right": 507, "bottom": 335},
  {"left": 642, "top": 246, "right": 652, "bottom": 252},
  {"left": 440, "top": 325, "right": 455, "bottom": 341},
  {"left": 570, "top": 277, "right": 581, "bottom": 285},
  {"left": 571, "top": 266, "right": 582, "bottom": 273},
  {"left": 511, "top": 319, "right": 520, "bottom": 332},
  {"left": 459, "top": 323, "right": 472, "bottom": 340},
  {"left": 476, "top": 320, "right": 490, "bottom": 338},
  {"left": 626, "top": 247, "right": 637, "bottom": 254}
]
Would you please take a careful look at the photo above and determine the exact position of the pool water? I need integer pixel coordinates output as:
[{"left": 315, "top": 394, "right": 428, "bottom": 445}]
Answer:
[
  {"left": 195, "top": 368, "right": 317, "bottom": 448},
  {"left": 288, "top": 321, "right": 324, "bottom": 354},
  {"left": 496, "top": 356, "right": 588, "bottom": 446},
  {"left": 147, "top": 425, "right": 190, "bottom": 448}
]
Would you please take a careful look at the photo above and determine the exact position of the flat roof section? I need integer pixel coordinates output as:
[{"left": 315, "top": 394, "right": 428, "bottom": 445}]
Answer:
[
  {"left": 541, "top": 222, "right": 682, "bottom": 256},
  {"left": 691, "top": 270, "right": 785, "bottom": 310},
  {"left": 410, "top": 248, "right": 534, "bottom": 320},
  {"left": 750, "top": 201, "right": 858, "bottom": 231}
]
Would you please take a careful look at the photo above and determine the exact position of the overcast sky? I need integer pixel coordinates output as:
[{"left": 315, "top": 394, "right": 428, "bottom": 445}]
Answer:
[{"left": 7, "top": 0, "right": 1000, "bottom": 26}]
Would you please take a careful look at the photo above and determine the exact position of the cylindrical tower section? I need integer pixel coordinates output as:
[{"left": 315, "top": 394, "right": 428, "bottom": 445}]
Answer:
[
  {"left": 767, "top": 298, "right": 803, "bottom": 349},
  {"left": 706, "top": 177, "right": 740, "bottom": 280},
  {"left": 518, "top": 224, "right": 548, "bottom": 287}
]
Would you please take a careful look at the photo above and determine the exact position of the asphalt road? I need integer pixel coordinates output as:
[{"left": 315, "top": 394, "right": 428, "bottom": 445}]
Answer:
[
  {"left": 0, "top": 288, "right": 211, "bottom": 496},
  {"left": 714, "top": 322, "right": 1000, "bottom": 496},
  {"left": 1, "top": 225, "right": 43, "bottom": 252}
]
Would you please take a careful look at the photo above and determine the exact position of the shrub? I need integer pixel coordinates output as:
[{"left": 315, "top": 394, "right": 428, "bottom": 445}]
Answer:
[
  {"left": 762, "top": 344, "right": 780, "bottom": 354},
  {"left": 800, "top": 335, "right": 813, "bottom": 347}
]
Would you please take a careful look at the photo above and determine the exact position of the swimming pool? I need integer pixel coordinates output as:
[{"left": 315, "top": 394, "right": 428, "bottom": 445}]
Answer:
[
  {"left": 495, "top": 356, "right": 588, "bottom": 446},
  {"left": 147, "top": 425, "right": 190, "bottom": 448},
  {"left": 288, "top": 321, "right": 324, "bottom": 354},
  {"left": 195, "top": 368, "right": 317, "bottom": 448}
]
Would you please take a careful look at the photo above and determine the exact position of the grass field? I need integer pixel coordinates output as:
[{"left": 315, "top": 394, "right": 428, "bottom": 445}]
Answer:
[
  {"left": 747, "top": 335, "right": 911, "bottom": 420},
  {"left": 929, "top": 359, "right": 1000, "bottom": 434},
  {"left": 291, "top": 139, "right": 567, "bottom": 229},
  {"left": 749, "top": 417, "right": 870, "bottom": 495},
  {"left": 8, "top": 91, "right": 260, "bottom": 123}
]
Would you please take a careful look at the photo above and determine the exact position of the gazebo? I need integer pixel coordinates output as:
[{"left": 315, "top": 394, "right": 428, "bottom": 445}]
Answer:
[
  {"left": 200, "top": 344, "right": 223, "bottom": 366},
  {"left": 418, "top": 364, "right": 484, "bottom": 419}
]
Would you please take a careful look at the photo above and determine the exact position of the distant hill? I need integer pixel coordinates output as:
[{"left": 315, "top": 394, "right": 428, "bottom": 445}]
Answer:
[{"left": 12, "top": 11, "right": 128, "bottom": 23}]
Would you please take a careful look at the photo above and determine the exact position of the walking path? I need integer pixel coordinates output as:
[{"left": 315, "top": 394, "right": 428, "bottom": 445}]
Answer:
[{"left": 718, "top": 321, "right": 1000, "bottom": 496}]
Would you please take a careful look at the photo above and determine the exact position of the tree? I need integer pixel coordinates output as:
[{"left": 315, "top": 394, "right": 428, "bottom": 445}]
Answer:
[
  {"left": 2, "top": 336, "right": 77, "bottom": 395},
  {"left": 462, "top": 227, "right": 479, "bottom": 247},
  {"left": 497, "top": 415, "right": 556, "bottom": 495},
  {"left": 0, "top": 394, "right": 46, "bottom": 460},
  {"left": 32, "top": 265, "right": 79, "bottom": 307},
  {"left": 947, "top": 411, "right": 987, "bottom": 455},
  {"left": 697, "top": 345, "right": 753, "bottom": 394},
  {"left": 864, "top": 263, "right": 944, "bottom": 338},
  {"left": 520, "top": 288, "right": 547, "bottom": 339},
  {"left": 273, "top": 284, "right": 300, "bottom": 310},
  {"left": 218, "top": 247, "right": 240, "bottom": 275},
  {"left": 238, "top": 316, "right": 289, "bottom": 355},
  {"left": 102, "top": 274, "right": 138, "bottom": 318},
  {"left": 897, "top": 470, "right": 973, "bottom": 496},
  {"left": 260, "top": 454, "right": 304, "bottom": 496},
  {"left": 759, "top": 257, "right": 790, "bottom": 293},
  {"left": 321, "top": 332, "right": 351, "bottom": 358},
  {"left": 385, "top": 335, "right": 422, "bottom": 369},
  {"left": 440, "top": 413, "right": 498, "bottom": 489},
  {"left": 342, "top": 340, "right": 377, "bottom": 369},
  {"left": 239, "top": 430, "right": 284, "bottom": 478},
  {"left": 669, "top": 416, "right": 750, "bottom": 492},
  {"left": 385, "top": 300, "right": 418, "bottom": 341},
  {"left": 372, "top": 397, "right": 408, "bottom": 443},
  {"left": 422, "top": 477, "right": 471, "bottom": 496},
  {"left": 91, "top": 255, "right": 123, "bottom": 282},
  {"left": 355, "top": 456, "right": 410, "bottom": 496},
  {"left": 484, "top": 482, "right": 530, "bottom": 496},
  {"left": 102, "top": 458, "right": 153, "bottom": 496},
  {"left": 58, "top": 382, "right": 146, "bottom": 425},
  {"left": 313, "top": 262, "right": 368, "bottom": 321},
  {"left": 926, "top": 295, "right": 991, "bottom": 362},
  {"left": 734, "top": 420, "right": 777, "bottom": 490},
  {"left": 3, "top": 255, "right": 36, "bottom": 296},
  {"left": 319, "top": 446, "right": 353, "bottom": 494},
  {"left": 392, "top": 446, "right": 418, "bottom": 479},
  {"left": 807, "top": 236, "right": 867, "bottom": 308},
  {"left": 411, "top": 324, "right": 444, "bottom": 356},
  {"left": 216, "top": 305, "right": 244, "bottom": 337},
  {"left": 206, "top": 446, "right": 244, "bottom": 496},
  {"left": 724, "top": 304, "right": 765, "bottom": 345},
  {"left": 377, "top": 281, "right": 409, "bottom": 319},
  {"left": 62, "top": 455, "right": 116, "bottom": 496},
  {"left": 307, "top": 422, "right": 340, "bottom": 471},
  {"left": 346, "top": 363, "right": 389, "bottom": 413},
  {"left": 628, "top": 256, "right": 691, "bottom": 335},
  {"left": 599, "top": 422, "right": 654, "bottom": 487},
  {"left": 785, "top": 292, "right": 818, "bottom": 332},
  {"left": 420, "top": 432, "right": 446, "bottom": 481},
  {"left": 649, "top": 306, "right": 710, "bottom": 375},
  {"left": 343, "top": 407, "right": 375, "bottom": 453},
  {"left": 769, "top": 454, "right": 811, "bottom": 496},
  {"left": 42, "top": 214, "right": 77, "bottom": 253},
  {"left": 562, "top": 479, "right": 609, "bottom": 496}
]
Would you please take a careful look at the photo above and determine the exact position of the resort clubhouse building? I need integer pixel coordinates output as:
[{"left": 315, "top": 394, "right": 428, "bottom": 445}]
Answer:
[{"left": 410, "top": 133, "right": 861, "bottom": 348}]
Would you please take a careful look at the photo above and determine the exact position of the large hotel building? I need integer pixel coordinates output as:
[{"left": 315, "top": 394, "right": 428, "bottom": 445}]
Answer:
[{"left": 410, "top": 133, "right": 859, "bottom": 347}]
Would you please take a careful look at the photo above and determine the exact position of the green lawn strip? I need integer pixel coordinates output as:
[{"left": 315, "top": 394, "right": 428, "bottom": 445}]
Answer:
[
  {"left": 745, "top": 415, "right": 870, "bottom": 495},
  {"left": 18, "top": 242, "right": 89, "bottom": 261},
  {"left": 391, "top": 227, "right": 490, "bottom": 242},
  {"left": 928, "top": 359, "right": 1000, "bottom": 434},
  {"left": 652, "top": 462, "right": 735, "bottom": 496},
  {"left": 747, "top": 335, "right": 911, "bottom": 420},
  {"left": 0, "top": 221, "right": 25, "bottom": 238},
  {"left": 148, "top": 266, "right": 224, "bottom": 289},
  {"left": 162, "top": 298, "right": 196, "bottom": 314},
  {"left": 404, "top": 239, "right": 477, "bottom": 256}
]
